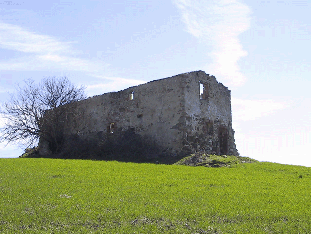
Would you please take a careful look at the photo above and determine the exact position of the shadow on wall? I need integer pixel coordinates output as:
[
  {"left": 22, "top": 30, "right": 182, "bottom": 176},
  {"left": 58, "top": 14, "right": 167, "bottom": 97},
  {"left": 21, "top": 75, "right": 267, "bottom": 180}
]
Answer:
[{"left": 42, "top": 129, "right": 181, "bottom": 164}]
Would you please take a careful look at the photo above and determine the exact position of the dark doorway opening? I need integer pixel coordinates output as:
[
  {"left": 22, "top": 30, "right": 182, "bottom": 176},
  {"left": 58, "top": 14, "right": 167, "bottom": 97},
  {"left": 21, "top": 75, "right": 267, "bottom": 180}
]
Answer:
[{"left": 218, "top": 126, "right": 228, "bottom": 155}]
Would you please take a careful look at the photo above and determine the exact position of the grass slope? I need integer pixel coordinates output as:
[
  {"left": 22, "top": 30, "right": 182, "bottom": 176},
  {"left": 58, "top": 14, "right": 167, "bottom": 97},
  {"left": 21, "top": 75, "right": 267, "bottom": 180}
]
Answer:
[{"left": 0, "top": 158, "right": 310, "bottom": 233}]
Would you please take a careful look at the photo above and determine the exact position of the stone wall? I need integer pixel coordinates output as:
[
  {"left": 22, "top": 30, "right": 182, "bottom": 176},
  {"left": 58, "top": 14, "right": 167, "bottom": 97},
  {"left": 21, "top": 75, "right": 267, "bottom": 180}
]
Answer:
[
  {"left": 182, "top": 71, "right": 238, "bottom": 156},
  {"left": 39, "top": 71, "right": 238, "bottom": 159}
]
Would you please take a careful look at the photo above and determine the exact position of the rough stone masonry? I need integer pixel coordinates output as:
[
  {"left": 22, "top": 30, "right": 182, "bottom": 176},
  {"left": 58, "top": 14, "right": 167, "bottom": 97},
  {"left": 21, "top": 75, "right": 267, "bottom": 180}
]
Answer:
[{"left": 39, "top": 71, "right": 239, "bottom": 159}]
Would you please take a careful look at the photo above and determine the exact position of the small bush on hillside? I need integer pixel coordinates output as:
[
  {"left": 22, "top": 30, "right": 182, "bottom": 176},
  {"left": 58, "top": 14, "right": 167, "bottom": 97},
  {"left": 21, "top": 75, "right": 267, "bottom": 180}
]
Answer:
[
  {"left": 20, "top": 147, "right": 40, "bottom": 158},
  {"left": 174, "top": 152, "right": 258, "bottom": 167}
]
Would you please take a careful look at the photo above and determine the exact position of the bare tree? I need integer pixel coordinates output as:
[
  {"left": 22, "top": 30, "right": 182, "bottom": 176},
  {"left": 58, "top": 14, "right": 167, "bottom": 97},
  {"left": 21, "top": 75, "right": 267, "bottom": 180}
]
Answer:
[{"left": 0, "top": 77, "right": 86, "bottom": 152}]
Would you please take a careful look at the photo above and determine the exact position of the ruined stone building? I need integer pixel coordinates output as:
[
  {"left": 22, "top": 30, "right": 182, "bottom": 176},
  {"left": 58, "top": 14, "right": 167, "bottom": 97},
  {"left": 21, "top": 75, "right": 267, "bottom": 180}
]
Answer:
[{"left": 39, "top": 71, "right": 238, "bottom": 159}]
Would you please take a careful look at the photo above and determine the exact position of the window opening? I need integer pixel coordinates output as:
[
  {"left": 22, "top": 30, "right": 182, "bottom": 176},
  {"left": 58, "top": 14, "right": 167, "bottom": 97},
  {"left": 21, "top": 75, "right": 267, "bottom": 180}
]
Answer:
[
  {"left": 199, "top": 82, "right": 208, "bottom": 100},
  {"left": 129, "top": 91, "right": 134, "bottom": 100},
  {"left": 200, "top": 83, "right": 204, "bottom": 99}
]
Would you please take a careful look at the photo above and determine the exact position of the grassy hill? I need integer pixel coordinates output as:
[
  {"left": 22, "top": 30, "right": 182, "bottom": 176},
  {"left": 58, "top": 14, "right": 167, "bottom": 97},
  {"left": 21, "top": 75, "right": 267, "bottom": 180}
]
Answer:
[{"left": 0, "top": 158, "right": 310, "bottom": 233}]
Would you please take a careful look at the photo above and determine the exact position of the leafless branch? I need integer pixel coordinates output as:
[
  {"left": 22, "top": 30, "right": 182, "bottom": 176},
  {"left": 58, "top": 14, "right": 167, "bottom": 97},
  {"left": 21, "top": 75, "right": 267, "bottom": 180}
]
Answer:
[{"left": 0, "top": 77, "right": 86, "bottom": 150}]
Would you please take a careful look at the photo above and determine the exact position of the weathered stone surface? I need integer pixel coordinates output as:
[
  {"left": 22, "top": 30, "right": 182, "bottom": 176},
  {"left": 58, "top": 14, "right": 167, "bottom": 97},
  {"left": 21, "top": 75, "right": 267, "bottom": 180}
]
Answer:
[{"left": 39, "top": 71, "right": 239, "bottom": 159}]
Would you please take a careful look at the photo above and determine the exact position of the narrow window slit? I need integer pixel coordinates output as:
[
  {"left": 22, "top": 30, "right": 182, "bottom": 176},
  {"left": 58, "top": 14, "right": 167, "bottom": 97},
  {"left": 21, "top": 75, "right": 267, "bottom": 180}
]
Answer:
[
  {"left": 200, "top": 83, "right": 204, "bottom": 99},
  {"left": 129, "top": 91, "right": 134, "bottom": 100},
  {"left": 109, "top": 123, "right": 115, "bottom": 133}
]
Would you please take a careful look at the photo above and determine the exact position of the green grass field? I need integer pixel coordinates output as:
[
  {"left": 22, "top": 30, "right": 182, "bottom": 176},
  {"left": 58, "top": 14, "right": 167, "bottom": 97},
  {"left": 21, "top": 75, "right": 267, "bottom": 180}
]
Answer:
[{"left": 0, "top": 158, "right": 310, "bottom": 233}]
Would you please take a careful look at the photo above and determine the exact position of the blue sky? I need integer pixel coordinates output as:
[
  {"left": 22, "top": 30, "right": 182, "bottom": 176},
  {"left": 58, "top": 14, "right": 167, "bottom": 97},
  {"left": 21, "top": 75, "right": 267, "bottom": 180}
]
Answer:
[{"left": 0, "top": 0, "right": 310, "bottom": 167}]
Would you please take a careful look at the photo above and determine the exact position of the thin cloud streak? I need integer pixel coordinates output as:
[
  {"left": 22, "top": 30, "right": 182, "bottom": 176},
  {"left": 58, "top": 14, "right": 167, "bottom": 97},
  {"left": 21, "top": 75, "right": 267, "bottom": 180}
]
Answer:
[
  {"left": 173, "top": 0, "right": 251, "bottom": 86},
  {"left": 0, "top": 20, "right": 149, "bottom": 130},
  {"left": 0, "top": 22, "right": 73, "bottom": 54},
  {"left": 0, "top": 54, "right": 109, "bottom": 73},
  {"left": 0, "top": 21, "right": 146, "bottom": 93},
  {"left": 0, "top": 21, "right": 110, "bottom": 76}
]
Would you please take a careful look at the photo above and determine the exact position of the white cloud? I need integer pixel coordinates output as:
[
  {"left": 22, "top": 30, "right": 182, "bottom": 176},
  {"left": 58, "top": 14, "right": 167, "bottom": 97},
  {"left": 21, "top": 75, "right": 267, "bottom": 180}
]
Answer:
[
  {"left": 0, "top": 21, "right": 144, "bottom": 93},
  {"left": 0, "top": 22, "right": 73, "bottom": 54},
  {"left": 0, "top": 145, "right": 22, "bottom": 158},
  {"left": 0, "top": 21, "right": 110, "bottom": 74},
  {"left": 0, "top": 54, "right": 109, "bottom": 73},
  {"left": 173, "top": 0, "right": 252, "bottom": 86},
  {"left": 235, "top": 127, "right": 311, "bottom": 167},
  {"left": 232, "top": 98, "right": 288, "bottom": 121}
]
